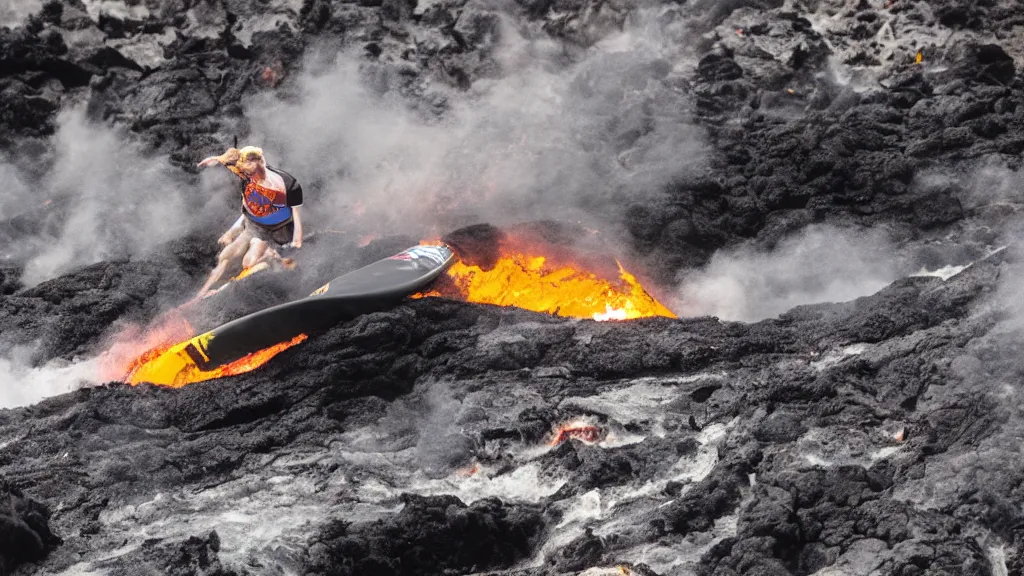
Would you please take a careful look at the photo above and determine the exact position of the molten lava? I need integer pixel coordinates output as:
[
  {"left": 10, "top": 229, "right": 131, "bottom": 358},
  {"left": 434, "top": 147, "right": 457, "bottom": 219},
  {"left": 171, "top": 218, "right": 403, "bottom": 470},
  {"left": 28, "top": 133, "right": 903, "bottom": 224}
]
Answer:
[
  {"left": 233, "top": 262, "right": 269, "bottom": 281},
  {"left": 428, "top": 248, "right": 676, "bottom": 321},
  {"left": 122, "top": 330, "right": 305, "bottom": 387},
  {"left": 104, "top": 307, "right": 307, "bottom": 388},
  {"left": 125, "top": 333, "right": 308, "bottom": 388},
  {"left": 99, "top": 310, "right": 195, "bottom": 382},
  {"left": 550, "top": 422, "right": 604, "bottom": 446}
]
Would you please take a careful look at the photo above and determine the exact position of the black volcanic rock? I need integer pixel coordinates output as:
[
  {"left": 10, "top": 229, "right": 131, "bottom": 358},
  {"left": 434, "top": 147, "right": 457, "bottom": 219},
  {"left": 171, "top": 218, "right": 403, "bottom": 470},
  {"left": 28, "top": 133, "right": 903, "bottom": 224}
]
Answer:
[
  {"left": 0, "top": 243, "right": 1016, "bottom": 574},
  {"left": 1, "top": 0, "right": 1024, "bottom": 574},
  {"left": 0, "top": 479, "right": 60, "bottom": 574},
  {"left": 304, "top": 494, "right": 545, "bottom": 575}
]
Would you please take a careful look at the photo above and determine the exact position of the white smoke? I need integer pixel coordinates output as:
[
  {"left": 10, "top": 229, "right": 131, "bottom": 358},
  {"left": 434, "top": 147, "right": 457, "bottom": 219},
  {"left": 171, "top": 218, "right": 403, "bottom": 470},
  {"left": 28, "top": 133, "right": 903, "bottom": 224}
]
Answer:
[
  {"left": 673, "top": 225, "right": 902, "bottom": 322},
  {"left": 0, "top": 344, "right": 97, "bottom": 409},
  {"left": 237, "top": 4, "right": 706, "bottom": 244},
  {"left": 0, "top": 0, "right": 42, "bottom": 28},
  {"left": 19, "top": 107, "right": 194, "bottom": 286}
]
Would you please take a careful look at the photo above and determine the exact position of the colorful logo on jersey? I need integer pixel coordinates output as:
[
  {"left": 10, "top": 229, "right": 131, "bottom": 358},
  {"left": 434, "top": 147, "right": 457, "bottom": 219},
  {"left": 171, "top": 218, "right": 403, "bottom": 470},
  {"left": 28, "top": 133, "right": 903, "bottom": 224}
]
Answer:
[{"left": 244, "top": 182, "right": 285, "bottom": 218}]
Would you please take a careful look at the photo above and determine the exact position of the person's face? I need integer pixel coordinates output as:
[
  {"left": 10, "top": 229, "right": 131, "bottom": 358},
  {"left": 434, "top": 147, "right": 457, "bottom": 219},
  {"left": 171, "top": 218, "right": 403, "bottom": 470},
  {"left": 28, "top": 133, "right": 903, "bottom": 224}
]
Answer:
[{"left": 239, "top": 155, "right": 264, "bottom": 176}]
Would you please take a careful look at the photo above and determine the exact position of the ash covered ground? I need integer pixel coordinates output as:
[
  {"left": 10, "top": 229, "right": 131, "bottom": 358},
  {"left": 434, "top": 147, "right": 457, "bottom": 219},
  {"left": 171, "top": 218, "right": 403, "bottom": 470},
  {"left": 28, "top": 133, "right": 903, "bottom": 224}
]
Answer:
[{"left": 3, "top": 0, "right": 1024, "bottom": 574}]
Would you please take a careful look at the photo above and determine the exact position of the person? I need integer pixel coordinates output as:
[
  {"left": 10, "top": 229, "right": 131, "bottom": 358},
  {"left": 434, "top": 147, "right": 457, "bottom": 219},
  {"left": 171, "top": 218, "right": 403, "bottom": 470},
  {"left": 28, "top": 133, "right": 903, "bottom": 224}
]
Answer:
[{"left": 193, "top": 145, "right": 305, "bottom": 298}]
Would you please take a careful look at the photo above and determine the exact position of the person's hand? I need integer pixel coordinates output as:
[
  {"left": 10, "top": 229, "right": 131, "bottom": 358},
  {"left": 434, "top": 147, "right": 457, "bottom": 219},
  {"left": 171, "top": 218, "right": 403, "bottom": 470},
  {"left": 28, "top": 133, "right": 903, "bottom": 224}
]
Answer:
[
  {"left": 198, "top": 148, "right": 240, "bottom": 168},
  {"left": 288, "top": 240, "right": 302, "bottom": 249}
]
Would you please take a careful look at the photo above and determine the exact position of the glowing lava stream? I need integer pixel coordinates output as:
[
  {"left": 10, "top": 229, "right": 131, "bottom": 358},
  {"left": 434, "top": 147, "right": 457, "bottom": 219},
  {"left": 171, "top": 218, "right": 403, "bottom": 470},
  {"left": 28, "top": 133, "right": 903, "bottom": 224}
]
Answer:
[
  {"left": 107, "top": 241, "right": 672, "bottom": 388},
  {"left": 419, "top": 252, "right": 676, "bottom": 321},
  {"left": 101, "top": 309, "right": 308, "bottom": 388},
  {"left": 122, "top": 333, "right": 308, "bottom": 388}
]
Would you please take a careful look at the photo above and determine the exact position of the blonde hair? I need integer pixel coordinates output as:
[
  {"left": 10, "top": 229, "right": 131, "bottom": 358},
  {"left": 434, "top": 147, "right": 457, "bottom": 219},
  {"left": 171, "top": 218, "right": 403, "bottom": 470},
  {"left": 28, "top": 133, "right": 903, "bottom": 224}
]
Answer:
[{"left": 238, "top": 146, "right": 264, "bottom": 162}]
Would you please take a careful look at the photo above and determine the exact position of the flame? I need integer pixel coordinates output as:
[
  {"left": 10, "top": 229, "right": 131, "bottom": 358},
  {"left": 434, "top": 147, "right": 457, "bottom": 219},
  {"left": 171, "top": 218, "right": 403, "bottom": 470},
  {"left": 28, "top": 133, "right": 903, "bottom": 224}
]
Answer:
[
  {"left": 915, "top": 49, "right": 923, "bottom": 64},
  {"left": 126, "top": 333, "right": 308, "bottom": 388},
  {"left": 431, "top": 248, "right": 676, "bottom": 321},
  {"left": 98, "top": 310, "right": 195, "bottom": 382}
]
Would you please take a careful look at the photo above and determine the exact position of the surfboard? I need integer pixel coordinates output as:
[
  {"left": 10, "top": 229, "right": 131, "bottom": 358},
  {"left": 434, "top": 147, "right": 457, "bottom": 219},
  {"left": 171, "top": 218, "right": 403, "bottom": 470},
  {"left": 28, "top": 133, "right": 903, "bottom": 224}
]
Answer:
[{"left": 127, "top": 244, "right": 456, "bottom": 386}]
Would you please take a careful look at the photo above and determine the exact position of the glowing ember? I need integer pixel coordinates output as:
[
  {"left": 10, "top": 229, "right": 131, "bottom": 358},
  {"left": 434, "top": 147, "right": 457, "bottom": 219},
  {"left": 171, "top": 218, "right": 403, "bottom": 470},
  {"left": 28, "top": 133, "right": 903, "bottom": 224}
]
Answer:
[
  {"left": 550, "top": 422, "right": 604, "bottom": 446},
  {"left": 259, "top": 60, "right": 285, "bottom": 87},
  {"left": 432, "top": 250, "right": 676, "bottom": 322},
  {"left": 455, "top": 462, "right": 482, "bottom": 477}
]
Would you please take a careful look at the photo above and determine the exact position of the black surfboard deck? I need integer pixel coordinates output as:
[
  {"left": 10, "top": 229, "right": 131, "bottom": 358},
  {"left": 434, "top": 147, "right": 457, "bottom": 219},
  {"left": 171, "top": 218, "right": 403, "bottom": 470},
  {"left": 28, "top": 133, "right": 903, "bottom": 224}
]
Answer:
[{"left": 128, "top": 244, "right": 456, "bottom": 385}]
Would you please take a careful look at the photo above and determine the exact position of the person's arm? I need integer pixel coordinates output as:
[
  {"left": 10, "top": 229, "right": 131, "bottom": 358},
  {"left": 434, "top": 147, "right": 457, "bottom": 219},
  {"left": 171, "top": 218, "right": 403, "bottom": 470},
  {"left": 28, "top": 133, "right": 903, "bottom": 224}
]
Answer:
[
  {"left": 290, "top": 206, "right": 303, "bottom": 248},
  {"left": 198, "top": 148, "right": 245, "bottom": 180},
  {"left": 284, "top": 176, "right": 304, "bottom": 248}
]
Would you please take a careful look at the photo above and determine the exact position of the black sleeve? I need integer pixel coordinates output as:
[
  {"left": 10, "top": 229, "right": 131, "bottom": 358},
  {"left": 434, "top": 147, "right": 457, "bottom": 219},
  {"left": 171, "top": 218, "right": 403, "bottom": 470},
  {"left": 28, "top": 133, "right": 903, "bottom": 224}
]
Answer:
[
  {"left": 286, "top": 179, "right": 303, "bottom": 207},
  {"left": 271, "top": 166, "right": 304, "bottom": 207}
]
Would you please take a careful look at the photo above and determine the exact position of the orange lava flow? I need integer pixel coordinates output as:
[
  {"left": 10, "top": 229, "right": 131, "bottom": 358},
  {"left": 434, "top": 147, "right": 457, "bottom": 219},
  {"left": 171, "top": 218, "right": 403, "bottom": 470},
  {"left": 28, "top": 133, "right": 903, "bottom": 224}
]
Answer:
[
  {"left": 434, "top": 252, "right": 676, "bottom": 321},
  {"left": 147, "top": 333, "right": 309, "bottom": 389},
  {"left": 98, "top": 310, "right": 195, "bottom": 382},
  {"left": 103, "top": 311, "right": 308, "bottom": 387}
]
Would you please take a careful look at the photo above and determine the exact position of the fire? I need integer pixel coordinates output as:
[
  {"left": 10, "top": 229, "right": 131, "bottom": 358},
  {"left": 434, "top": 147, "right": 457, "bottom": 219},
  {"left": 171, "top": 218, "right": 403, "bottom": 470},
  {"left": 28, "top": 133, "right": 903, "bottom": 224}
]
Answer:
[
  {"left": 125, "top": 333, "right": 308, "bottom": 388},
  {"left": 432, "top": 250, "right": 676, "bottom": 322},
  {"left": 98, "top": 310, "right": 195, "bottom": 382},
  {"left": 103, "top": 300, "right": 307, "bottom": 388}
]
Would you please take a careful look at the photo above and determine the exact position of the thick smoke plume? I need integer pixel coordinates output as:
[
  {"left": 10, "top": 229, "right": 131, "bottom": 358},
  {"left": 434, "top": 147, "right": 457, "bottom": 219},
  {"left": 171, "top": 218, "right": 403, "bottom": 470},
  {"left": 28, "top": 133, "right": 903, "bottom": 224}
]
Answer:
[
  {"left": 16, "top": 108, "right": 194, "bottom": 286},
  {"left": 673, "top": 225, "right": 902, "bottom": 322},
  {"left": 239, "top": 8, "right": 706, "bottom": 246},
  {"left": 0, "top": 345, "right": 96, "bottom": 409}
]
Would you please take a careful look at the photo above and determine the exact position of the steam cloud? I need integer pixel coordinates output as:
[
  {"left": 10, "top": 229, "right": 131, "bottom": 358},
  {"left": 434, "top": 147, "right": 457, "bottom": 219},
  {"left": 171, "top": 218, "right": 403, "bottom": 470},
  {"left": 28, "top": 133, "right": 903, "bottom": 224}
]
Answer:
[
  {"left": 672, "top": 225, "right": 903, "bottom": 322},
  {"left": 16, "top": 107, "right": 194, "bottom": 286},
  {"left": 0, "top": 0, "right": 42, "bottom": 28},
  {"left": 0, "top": 345, "right": 97, "bottom": 409},
  {"left": 238, "top": 8, "right": 706, "bottom": 245}
]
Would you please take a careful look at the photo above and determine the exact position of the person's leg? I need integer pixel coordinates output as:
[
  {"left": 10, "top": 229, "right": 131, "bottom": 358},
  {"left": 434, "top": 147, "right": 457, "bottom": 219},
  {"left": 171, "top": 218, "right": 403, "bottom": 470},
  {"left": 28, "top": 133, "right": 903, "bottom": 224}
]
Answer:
[
  {"left": 195, "top": 231, "right": 251, "bottom": 297},
  {"left": 242, "top": 238, "right": 269, "bottom": 269},
  {"left": 253, "top": 242, "right": 297, "bottom": 270}
]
